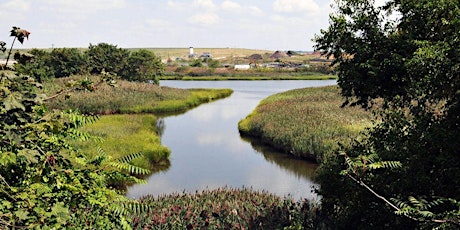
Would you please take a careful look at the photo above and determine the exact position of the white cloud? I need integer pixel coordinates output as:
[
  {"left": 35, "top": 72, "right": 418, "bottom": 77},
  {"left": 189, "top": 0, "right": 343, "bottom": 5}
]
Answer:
[
  {"left": 221, "top": 0, "right": 242, "bottom": 12},
  {"left": 193, "top": 0, "right": 217, "bottom": 11},
  {"left": 188, "top": 13, "right": 220, "bottom": 26},
  {"left": 1, "top": 0, "right": 30, "bottom": 11},
  {"left": 167, "top": 0, "right": 187, "bottom": 9},
  {"left": 273, "top": 0, "right": 320, "bottom": 13},
  {"left": 221, "top": 1, "right": 262, "bottom": 16},
  {"left": 248, "top": 6, "right": 263, "bottom": 16},
  {"left": 43, "top": 0, "right": 126, "bottom": 12}
]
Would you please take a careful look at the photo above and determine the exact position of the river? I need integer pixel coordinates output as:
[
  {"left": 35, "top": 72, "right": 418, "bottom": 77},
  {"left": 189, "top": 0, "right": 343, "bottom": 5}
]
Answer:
[{"left": 126, "top": 80, "right": 337, "bottom": 200}]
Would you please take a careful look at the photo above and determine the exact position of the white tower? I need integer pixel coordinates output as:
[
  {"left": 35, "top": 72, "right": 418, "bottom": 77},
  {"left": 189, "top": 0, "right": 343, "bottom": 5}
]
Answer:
[{"left": 189, "top": 47, "right": 194, "bottom": 57}]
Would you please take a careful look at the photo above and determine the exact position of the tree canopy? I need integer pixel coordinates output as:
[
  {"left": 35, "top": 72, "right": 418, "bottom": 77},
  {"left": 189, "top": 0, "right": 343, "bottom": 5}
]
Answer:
[{"left": 314, "top": 0, "right": 459, "bottom": 229}]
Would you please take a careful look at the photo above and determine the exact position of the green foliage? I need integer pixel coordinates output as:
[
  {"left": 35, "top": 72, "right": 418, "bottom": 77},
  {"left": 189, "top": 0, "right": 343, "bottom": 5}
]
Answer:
[
  {"left": 14, "top": 49, "right": 55, "bottom": 82},
  {"left": 314, "top": 0, "right": 460, "bottom": 229},
  {"left": 47, "top": 48, "right": 87, "bottom": 78},
  {"left": 189, "top": 58, "right": 203, "bottom": 67},
  {"left": 206, "top": 58, "right": 220, "bottom": 68},
  {"left": 122, "top": 49, "right": 164, "bottom": 84},
  {"left": 85, "top": 43, "right": 130, "bottom": 75},
  {"left": 0, "top": 28, "right": 150, "bottom": 228}
]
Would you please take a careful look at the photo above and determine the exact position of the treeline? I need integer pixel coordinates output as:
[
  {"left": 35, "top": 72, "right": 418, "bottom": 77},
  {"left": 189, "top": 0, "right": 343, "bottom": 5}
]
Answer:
[{"left": 13, "top": 43, "right": 164, "bottom": 84}]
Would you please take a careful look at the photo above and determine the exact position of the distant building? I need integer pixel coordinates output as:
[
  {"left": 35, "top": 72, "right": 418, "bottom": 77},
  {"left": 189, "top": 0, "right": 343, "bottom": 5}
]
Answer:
[
  {"left": 200, "top": 52, "right": 212, "bottom": 58},
  {"left": 189, "top": 47, "right": 196, "bottom": 58},
  {"left": 234, "top": 64, "right": 250, "bottom": 70}
]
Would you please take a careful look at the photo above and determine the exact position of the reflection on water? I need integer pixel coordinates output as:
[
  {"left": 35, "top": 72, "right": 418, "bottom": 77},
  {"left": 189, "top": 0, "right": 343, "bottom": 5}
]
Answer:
[
  {"left": 126, "top": 80, "right": 336, "bottom": 200},
  {"left": 241, "top": 136, "right": 318, "bottom": 181}
]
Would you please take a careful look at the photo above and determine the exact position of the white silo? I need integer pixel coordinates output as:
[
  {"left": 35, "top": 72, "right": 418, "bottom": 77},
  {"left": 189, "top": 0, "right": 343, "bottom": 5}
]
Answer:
[{"left": 189, "top": 47, "right": 194, "bottom": 57}]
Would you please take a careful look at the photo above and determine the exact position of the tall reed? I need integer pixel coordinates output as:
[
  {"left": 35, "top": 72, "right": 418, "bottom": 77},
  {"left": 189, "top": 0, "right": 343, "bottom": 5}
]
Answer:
[
  {"left": 239, "top": 85, "right": 373, "bottom": 162},
  {"left": 44, "top": 75, "right": 233, "bottom": 114}
]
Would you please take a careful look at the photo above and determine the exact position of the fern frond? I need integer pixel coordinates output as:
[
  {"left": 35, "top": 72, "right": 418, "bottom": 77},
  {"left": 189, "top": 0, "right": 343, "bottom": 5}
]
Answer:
[
  {"left": 88, "top": 147, "right": 109, "bottom": 165},
  {"left": 107, "top": 162, "right": 151, "bottom": 175},
  {"left": 115, "top": 152, "right": 144, "bottom": 164}
]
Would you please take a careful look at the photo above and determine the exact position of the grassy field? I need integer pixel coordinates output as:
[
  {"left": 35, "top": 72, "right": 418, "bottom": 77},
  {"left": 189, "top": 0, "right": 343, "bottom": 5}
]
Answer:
[
  {"left": 129, "top": 47, "right": 273, "bottom": 59},
  {"left": 238, "top": 85, "right": 373, "bottom": 162}
]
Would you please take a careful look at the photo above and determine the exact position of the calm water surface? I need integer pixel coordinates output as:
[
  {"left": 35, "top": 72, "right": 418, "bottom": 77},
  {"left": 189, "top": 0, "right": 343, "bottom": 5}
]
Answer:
[{"left": 126, "top": 80, "right": 336, "bottom": 200}]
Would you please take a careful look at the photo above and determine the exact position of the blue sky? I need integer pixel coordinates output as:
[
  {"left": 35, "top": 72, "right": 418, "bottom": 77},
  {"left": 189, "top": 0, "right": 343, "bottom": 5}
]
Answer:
[{"left": 1, "top": 0, "right": 336, "bottom": 51}]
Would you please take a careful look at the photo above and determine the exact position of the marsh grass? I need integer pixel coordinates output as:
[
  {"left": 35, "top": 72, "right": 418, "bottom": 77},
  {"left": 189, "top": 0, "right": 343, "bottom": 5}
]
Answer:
[
  {"left": 45, "top": 75, "right": 232, "bottom": 172},
  {"left": 72, "top": 114, "right": 170, "bottom": 170},
  {"left": 239, "top": 85, "right": 373, "bottom": 162},
  {"left": 43, "top": 75, "right": 233, "bottom": 114},
  {"left": 132, "top": 187, "right": 319, "bottom": 229}
]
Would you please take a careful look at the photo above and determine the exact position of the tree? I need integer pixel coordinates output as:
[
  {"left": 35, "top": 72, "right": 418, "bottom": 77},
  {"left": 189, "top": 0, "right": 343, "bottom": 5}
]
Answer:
[
  {"left": 48, "top": 48, "right": 87, "bottom": 78},
  {"left": 1, "top": 27, "right": 149, "bottom": 228},
  {"left": 14, "top": 49, "right": 54, "bottom": 82},
  {"left": 314, "top": 0, "right": 460, "bottom": 229},
  {"left": 85, "top": 43, "right": 129, "bottom": 75},
  {"left": 123, "top": 49, "right": 164, "bottom": 84}
]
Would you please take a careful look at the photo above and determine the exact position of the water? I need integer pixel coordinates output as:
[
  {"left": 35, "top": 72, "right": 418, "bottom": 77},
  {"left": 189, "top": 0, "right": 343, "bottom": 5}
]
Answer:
[{"left": 126, "top": 80, "right": 337, "bottom": 200}]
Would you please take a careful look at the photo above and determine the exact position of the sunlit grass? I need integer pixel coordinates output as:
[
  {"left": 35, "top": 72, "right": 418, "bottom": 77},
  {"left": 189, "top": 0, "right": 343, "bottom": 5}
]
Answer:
[
  {"left": 239, "top": 85, "right": 373, "bottom": 162},
  {"left": 73, "top": 114, "right": 170, "bottom": 170},
  {"left": 43, "top": 75, "right": 233, "bottom": 114}
]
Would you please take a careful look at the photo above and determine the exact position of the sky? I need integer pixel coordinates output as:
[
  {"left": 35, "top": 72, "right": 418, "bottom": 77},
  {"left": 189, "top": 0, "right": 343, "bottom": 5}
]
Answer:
[{"left": 0, "top": 0, "right": 336, "bottom": 51}]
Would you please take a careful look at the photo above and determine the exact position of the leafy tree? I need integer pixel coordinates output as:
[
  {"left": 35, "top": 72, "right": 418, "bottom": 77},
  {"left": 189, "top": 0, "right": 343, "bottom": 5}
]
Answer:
[
  {"left": 1, "top": 27, "right": 149, "bottom": 229},
  {"left": 123, "top": 49, "right": 164, "bottom": 84},
  {"left": 48, "top": 48, "right": 87, "bottom": 78},
  {"left": 85, "top": 43, "right": 129, "bottom": 75},
  {"left": 314, "top": 0, "right": 460, "bottom": 229},
  {"left": 14, "top": 49, "right": 54, "bottom": 82}
]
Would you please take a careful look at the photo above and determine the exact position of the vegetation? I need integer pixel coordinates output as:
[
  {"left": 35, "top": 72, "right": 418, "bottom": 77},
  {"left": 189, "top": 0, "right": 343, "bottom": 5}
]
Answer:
[
  {"left": 14, "top": 43, "right": 164, "bottom": 84},
  {"left": 131, "top": 187, "right": 321, "bottom": 229},
  {"left": 0, "top": 27, "right": 150, "bottom": 228},
  {"left": 162, "top": 73, "right": 336, "bottom": 81},
  {"left": 43, "top": 75, "right": 233, "bottom": 114},
  {"left": 314, "top": 0, "right": 460, "bottom": 229},
  {"left": 123, "top": 49, "right": 163, "bottom": 84},
  {"left": 239, "top": 85, "right": 372, "bottom": 162},
  {"left": 72, "top": 114, "right": 171, "bottom": 172}
]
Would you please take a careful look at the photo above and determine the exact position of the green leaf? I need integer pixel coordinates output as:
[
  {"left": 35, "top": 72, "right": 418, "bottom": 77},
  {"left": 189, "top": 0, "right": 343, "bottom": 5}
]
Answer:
[
  {"left": 4, "top": 93, "right": 25, "bottom": 111},
  {"left": 14, "top": 209, "right": 29, "bottom": 221},
  {"left": 51, "top": 202, "right": 70, "bottom": 224}
]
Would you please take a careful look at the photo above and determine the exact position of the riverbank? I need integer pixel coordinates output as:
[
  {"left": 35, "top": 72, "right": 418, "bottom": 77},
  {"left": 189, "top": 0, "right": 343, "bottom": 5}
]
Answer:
[
  {"left": 161, "top": 73, "right": 337, "bottom": 81},
  {"left": 44, "top": 75, "right": 233, "bottom": 114},
  {"left": 238, "top": 85, "right": 373, "bottom": 162},
  {"left": 44, "top": 75, "right": 233, "bottom": 170}
]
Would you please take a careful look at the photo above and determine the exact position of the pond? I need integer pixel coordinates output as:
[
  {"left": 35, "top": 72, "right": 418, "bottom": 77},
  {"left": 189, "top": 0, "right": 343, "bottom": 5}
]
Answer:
[{"left": 126, "top": 80, "right": 337, "bottom": 200}]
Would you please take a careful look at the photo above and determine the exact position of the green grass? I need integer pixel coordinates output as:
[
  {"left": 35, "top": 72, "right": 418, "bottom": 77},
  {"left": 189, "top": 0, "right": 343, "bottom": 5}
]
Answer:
[
  {"left": 73, "top": 114, "right": 170, "bottom": 170},
  {"left": 238, "top": 85, "right": 373, "bottom": 162},
  {"left": 44, "top": 76, "right": 233, "bottom": 114}
]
